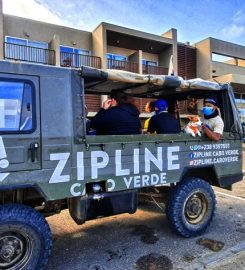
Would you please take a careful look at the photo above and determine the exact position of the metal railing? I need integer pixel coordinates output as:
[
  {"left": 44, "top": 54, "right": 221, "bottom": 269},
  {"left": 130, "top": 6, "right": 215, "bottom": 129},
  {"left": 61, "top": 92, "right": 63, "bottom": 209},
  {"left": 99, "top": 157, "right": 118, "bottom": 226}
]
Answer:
[
  {"left": 142, "top": 64, "right": 168, "bottom": 75},
  {"left": 4, "top": 42, "right": 55, "bottom": 65},
  {"left": 60, "top": 52, "right": 101, "bottom": 69},
  {"left": 107, "top": 59, "right": 139, "bottom": 73}
]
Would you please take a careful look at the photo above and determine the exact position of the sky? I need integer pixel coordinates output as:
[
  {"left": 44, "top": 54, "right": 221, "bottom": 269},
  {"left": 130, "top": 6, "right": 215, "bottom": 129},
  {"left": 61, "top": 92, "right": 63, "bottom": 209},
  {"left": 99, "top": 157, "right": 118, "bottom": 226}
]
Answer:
[{"left": 3, "top": 0, "right": 245, "bottom": 45}]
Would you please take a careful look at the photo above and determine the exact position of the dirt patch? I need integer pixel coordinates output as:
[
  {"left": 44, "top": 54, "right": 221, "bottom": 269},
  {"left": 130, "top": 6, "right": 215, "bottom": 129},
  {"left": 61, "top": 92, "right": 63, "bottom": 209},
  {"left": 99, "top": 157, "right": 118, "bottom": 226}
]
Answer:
[
  {"left": 136, "top": 253, "right": 173, "bottom": 270},
  {"left": 88, "top": 264, "right": 107, "bottom": 270},
  {"left": 196, "top": 237, "right": 224, "bottom": 252},
  {"left": 106, "top": 249, "right": 126, "bottom": 261},
  {"left": 236, "top": 227, "right": 245, "bottom": 233},
  {"left": 131, "top": 225, "right": 159, "bottom": 244},
  {"left": 182, "top": 253, "right": 195, "bottom": 262}
]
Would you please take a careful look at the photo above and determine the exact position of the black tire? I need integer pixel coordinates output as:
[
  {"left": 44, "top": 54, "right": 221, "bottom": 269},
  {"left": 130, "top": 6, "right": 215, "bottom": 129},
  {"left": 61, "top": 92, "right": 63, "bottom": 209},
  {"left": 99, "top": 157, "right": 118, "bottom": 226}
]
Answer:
[
  {"left": 166, "top": 177, "right": 216, "bottom": 237},
  {"left": 0, "top": 204, "right": 52, "bottom": 270}
]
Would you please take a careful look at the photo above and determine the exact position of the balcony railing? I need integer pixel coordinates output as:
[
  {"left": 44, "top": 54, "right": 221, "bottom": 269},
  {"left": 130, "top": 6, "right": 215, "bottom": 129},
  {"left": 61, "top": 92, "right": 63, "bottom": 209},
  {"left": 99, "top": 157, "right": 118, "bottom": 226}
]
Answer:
[
  {"left": 107, "top": 59, "right": 139, "bottom": 73},
  {"left": 60, "top": 52, "right": 101, "bottom": 69},
  {"left": 4, "top": 42, "right": 55, "bottom": 65},
  {"left": 142, "top": 64, "right": 168, "bottom": 75}
]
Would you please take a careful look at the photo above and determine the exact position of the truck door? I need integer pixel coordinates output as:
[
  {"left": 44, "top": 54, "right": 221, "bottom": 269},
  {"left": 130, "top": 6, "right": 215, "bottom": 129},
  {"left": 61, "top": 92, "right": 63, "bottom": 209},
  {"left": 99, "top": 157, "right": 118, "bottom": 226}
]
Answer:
[{"left": 0, "top": 74, "right": 41, "bottom": 172}]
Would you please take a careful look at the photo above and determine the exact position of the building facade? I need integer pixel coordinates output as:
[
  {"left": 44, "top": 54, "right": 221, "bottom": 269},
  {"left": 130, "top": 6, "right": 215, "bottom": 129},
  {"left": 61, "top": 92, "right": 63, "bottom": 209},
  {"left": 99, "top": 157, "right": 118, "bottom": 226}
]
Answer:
[
  {"left": 195, "top": 38, "right": 245, "bottom": 123},
  {"left": 0, "top": 0, "right": 198, "bottom": 117}
]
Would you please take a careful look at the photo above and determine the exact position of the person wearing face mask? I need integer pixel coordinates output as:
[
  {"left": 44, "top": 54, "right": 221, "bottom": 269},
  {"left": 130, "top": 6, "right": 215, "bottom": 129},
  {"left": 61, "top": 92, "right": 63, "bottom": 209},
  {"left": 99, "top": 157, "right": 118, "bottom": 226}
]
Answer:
[{"left": 202, "top": 98, "right": 224, "bottom": 141}]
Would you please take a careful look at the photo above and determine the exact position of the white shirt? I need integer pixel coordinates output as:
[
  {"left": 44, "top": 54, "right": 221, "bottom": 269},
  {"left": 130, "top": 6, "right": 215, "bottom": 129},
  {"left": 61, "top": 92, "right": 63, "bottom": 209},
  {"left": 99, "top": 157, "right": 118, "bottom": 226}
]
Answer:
[{"left": 202, "top": 115, "right": 224, "bottom": 135}]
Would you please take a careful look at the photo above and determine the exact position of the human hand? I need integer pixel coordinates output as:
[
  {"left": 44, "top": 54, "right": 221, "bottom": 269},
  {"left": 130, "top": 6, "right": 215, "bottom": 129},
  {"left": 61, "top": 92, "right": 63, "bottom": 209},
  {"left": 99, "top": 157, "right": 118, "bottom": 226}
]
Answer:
[{"left": 103, "top": 99, "right": 112, "bottom": 110}]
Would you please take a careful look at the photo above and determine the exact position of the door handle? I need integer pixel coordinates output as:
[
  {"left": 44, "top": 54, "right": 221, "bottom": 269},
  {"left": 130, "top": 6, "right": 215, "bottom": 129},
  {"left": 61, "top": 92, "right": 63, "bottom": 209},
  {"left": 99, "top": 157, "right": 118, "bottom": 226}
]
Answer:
[{"left": 29, "top": 142, "right": 39, "bottom": 162}]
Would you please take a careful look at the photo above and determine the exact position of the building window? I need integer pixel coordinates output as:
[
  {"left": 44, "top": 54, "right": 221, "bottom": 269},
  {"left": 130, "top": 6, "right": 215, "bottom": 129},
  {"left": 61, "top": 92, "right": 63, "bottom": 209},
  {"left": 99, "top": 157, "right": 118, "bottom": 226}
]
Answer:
[
  {"left": 0, "top": 80, "right": 34, "bottom": 132},
  {"left": 5, "top": 36, "right": 48, "bottom": 63},
  {"left": 142, "top": 59, "right": 158, "bottom": 66},
  {"left": 60, "top": 46, "right": 90, "bottom": 67},
  {"left": 107, "top": 53, "right": 127, "bottom": 61},
  {"left": 107, "top": 54, "right": 127, "bottom": 69}
]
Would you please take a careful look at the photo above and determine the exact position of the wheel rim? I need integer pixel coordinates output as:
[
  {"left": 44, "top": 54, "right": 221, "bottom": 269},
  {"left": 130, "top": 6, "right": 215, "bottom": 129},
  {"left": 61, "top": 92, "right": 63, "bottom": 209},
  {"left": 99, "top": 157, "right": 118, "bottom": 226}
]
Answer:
[
  {"left": 0, "top": 231, "right": 33, "bottom": 269},
  {"left": 184, "top": 191, "right": 208, "bottom": 224}
]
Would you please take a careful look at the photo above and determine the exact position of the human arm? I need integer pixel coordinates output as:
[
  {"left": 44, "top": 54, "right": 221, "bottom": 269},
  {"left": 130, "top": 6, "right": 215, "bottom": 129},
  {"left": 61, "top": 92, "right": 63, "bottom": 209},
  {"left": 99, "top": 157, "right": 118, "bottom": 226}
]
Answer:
[
  {"left": 202, "top": 125, "right": 221, "bottom": 141},
  {"left": 90, "top": 99, "right": 113, "bottom": 131},
  {"left": 202, "top": 117, "right": 224, "bottom": 141}
]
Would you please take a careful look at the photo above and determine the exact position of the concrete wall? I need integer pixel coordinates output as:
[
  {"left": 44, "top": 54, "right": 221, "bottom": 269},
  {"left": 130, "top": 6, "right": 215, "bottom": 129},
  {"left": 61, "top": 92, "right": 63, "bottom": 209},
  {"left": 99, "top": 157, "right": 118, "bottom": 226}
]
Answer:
[
  {"left": 211, "top": 38, "right": 245, "bottom": 59},
  {"left": 238, "top": 59, "right": 245, "bottom": 67},
  {"left": 107, "top": 45, "right": 136, "bottom": 57},
  {"left": 212, "top": 61, "right": 245, "bottom": 77},
  {"left": 103, "top": 22, "right": 173, "bottom": 44},
  {"left": 159, "top": 46, "right": 172, "bottom": 68},
  {"left": 142, "top": 52, "right": 159, "bottom": 63},
  {"left": 92, "top": 24, "right": 107, "bottom": 68},
  {"left": 128, "top": 50, "right": 142, "bottom": 73},
  {"left": 49, "top": 35, "right": 60, "bottom": 66},
  {"left": 194, "top": 38, "right": 212, "bottom": 79},
  {"left": 195, "top": 37, "right": 245, "bottom": 79},
  {"left": 162, "top": 28, "right": 177, "bottom": 74},
  {"left": 3, "top": 15, "right": 92, "bottom": 51},
  {"left": 0, "top": 0, "right": 3, "bottom": 59}
]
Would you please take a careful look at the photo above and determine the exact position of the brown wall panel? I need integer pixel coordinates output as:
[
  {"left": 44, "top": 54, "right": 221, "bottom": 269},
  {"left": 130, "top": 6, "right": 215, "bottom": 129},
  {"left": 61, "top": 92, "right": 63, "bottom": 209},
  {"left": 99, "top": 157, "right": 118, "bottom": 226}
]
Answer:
[{"left": 178, "top": 44, "right": 196, "bottom": 79}]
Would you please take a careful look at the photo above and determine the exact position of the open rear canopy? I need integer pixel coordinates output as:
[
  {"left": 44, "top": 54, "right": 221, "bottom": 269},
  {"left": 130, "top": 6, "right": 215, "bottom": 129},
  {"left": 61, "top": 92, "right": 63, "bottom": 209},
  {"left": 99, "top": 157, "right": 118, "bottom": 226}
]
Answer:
[
  {"left": 79, "top": 66, "right": 242, "bottom": 135},
  {"left": 80, "top": 67, "right": 222, "bottom": 97}
]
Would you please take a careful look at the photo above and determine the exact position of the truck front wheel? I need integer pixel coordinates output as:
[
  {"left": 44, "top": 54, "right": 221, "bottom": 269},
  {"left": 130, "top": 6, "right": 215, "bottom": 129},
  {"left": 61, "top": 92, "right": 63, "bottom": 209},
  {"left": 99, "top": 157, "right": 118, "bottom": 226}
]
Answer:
[
  {"left": 166, "top": 177, "right": 216, "bottom": 237},
  {"left": 0, "top": 204, "right": 52, "bottom": 270}
]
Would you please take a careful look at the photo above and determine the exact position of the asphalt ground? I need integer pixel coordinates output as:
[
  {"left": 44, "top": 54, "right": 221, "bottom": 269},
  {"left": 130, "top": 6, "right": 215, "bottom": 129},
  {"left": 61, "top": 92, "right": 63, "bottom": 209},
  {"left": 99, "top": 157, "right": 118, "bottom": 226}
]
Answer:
[{"left": 45, "top": 179, "right": 245, "bottom": 270}]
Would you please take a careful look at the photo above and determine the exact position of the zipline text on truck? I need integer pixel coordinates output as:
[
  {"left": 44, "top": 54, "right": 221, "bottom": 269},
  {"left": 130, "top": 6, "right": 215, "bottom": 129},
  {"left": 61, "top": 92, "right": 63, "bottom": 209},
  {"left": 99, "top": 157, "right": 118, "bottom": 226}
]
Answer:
[{"left": 0, "top": 61, "right": 243, "bottom": 269}]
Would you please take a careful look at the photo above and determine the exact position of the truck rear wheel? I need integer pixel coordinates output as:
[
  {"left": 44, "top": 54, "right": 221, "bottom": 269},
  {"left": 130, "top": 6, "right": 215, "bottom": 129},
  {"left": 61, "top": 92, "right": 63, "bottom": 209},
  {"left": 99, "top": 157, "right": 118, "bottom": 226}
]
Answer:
[
  {"left": 166, "top": 177, "right": 216, "bottom": 237},
  {"left": 0, "top": 204, "right": 52, "bottom": 270}
]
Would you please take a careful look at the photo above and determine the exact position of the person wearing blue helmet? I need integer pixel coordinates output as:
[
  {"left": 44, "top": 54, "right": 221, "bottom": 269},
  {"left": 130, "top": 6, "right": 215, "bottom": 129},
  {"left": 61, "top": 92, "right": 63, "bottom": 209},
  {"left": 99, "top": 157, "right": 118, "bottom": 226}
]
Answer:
[
  {"left": 147, "top": 99, "right": 180, "bottom": 134},
  {"left": 202, "top": 98, "right": 224, "bottom": 141}
]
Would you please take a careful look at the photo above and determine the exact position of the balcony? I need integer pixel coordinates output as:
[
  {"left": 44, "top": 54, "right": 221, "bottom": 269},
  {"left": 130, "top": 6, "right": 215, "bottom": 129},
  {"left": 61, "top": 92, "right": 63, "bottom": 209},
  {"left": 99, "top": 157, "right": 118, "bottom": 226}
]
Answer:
[
  {"left": 212, "top": 61, "right": 245, "bottom": 77},
  {"left": 60, "top": 52, "right": 101, "bottom": 69},
  {"left": 107, "top": 59, "right": 139, "bottom": 73},
  {"left": 4, "top": 42, "right": 55, "bottom": 65},
  {"left": 142, "top": 64, "right": 168, "bottom": 75}
]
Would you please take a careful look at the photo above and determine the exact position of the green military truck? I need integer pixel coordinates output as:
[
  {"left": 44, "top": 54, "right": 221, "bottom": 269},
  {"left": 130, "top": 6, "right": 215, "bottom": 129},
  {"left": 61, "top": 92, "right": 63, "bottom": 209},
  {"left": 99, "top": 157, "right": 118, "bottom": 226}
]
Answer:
[{"left": 0, "top": 61, "right": 243, "bottom": 269}]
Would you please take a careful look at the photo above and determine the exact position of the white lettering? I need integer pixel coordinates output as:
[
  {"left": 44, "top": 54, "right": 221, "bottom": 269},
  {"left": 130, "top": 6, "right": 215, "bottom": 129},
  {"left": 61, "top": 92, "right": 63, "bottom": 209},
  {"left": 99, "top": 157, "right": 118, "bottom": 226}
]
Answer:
[
  {"left": 160, "top": 172, "right": 166, "bottom": 183},
  {"left": 0, "top": 136, "right": 10, "bottom": 182},
  {"left": 70, "top": 183, "right": 82, "bottom": 196},
  {"left": 134, "top": 175, "right": 141, "bottom": 188},
  {"left": 77, "top": 152, "right": 84, "bottom": 181},
  {"left": 151, "top": 174, "right": 159, "bottom": 185},
  {"left": 115, "top": 150, "right": 130, "bottom": 176},
  {"left": 134, "top": 148, "right": 140, "bottom": 174},
  {"left": 123, "top": 176, "right": 133, "bottom": 189},
  {"left": 49, "top": 153, "right": 70, "bottom": 183},
  {"left": 91, "top": 151, "right": 109, "bottom": 179},
  {"left": 167, "top": 146, "right": 180, "bottom": 170},
  {"left": 107, "top": 179, "right": 115, "bottom": 191},
  {"left": 142, "top": 174, "right": 150, "bottom": 186},
  {"left": 145, "top": 147, "right": 162, "bottom": 173}
]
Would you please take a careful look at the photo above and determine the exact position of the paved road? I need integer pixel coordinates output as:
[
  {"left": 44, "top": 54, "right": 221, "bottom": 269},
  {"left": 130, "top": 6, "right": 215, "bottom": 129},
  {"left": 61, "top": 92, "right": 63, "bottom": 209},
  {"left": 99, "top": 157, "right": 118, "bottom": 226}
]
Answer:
[
  {"left": 46, "top": 180, "right": 245, "bottom": 270},
  {"left": 212, "top": 252, "right": 245, "bottom": 270}
]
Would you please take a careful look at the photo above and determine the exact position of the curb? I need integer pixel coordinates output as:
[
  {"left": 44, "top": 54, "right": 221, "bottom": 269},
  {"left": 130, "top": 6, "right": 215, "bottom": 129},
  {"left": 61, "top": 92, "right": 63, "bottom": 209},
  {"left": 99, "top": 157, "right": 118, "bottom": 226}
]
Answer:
[{"left": 188, "top": 241, "right": 245, "bottom": 270}]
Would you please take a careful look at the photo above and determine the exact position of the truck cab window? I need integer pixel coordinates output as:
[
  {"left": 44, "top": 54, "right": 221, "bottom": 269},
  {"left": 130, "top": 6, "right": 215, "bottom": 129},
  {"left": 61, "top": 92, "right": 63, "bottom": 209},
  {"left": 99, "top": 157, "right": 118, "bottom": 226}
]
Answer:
[{"left": 0, "top": 80, "right": 34, "bottom": 132}]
